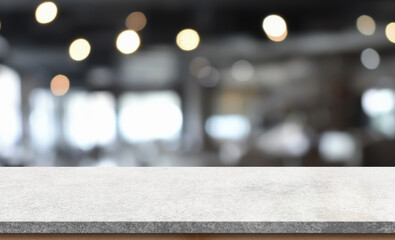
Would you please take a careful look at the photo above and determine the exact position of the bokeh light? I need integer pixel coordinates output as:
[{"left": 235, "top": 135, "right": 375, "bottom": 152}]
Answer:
[
  {"left": 116, "top": 30, "right": 140, "bottom": 54},
  {"left": 176, "top": 29, "right": 200, "bottom": 51},
  {"left": 262, "top": 14, "right": 288, "bottom": 42},
  {"left": 360, "top": 48, "right": 380, "bottom": 70},
  {"left": 50, "top": 74, "right": 70, "bottom": 96},
  {"left": 385, "top": 22, "right": 395, "bottom": 43},
  {"left": 125, "top": 11, "right": 147, "bottom": 31},
  {"left": 257, "top": 122, "right": 310, "bottom": 157},
  {"left": 189, "top": 57, "right": 210, "bottom": 77},
  {"left": 319, "top": 131, "right": 356, "bottom": 162},
  {"left": 197, "top": 66, "right": 220, "bottom": 87},
  {"left": 356, "top": 15, "right": 376, "bottom": 36},
  {"left": 35, "top": 1, "right": 58, "bottom": 24},
  {"left": 267, "top": 29, "right": 288, "bottom": 42},
  {"left": 69, "top": 38, "right": 91, "bottom": 61},
  {"left": 362, "top": 88, "right": 395, "bottom": 117},
  {"left": 231, "top": 60, "right": 254, "bottom": 81}
]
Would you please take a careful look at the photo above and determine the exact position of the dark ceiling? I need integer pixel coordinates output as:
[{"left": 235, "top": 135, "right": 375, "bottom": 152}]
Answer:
[
  {"left": 1, "top": 0, "right": 395, "bottom": 84},
  {"left": 2, "top": 0, "right": 395, "bottom": 45}
]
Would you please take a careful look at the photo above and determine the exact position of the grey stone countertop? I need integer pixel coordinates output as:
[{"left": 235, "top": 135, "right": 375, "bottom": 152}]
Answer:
[{"left": 0, "top": 167, "right": 394, "bottom": 233}]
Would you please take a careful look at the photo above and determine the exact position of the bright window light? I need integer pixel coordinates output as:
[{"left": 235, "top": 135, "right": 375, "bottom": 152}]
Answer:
[
  {"left": 29, "top": 89, "right": 56, "bottom": 150},
  {"left": 0, "top": 65, "right": 22, "bottom": 155},
  {"left": 205, "top": 115, "right": 250, "bottom": 140},
  {"left": 65, "top": 91, "right": 116, "bottom": 150},
  {"left": 119, "top": 91, "right": 182, "bottom": 143}
]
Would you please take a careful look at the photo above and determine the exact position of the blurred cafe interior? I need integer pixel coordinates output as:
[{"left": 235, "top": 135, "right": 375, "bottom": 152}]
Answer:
[{"left": 1, "top": 0, "right": 395, "bottom": 166}]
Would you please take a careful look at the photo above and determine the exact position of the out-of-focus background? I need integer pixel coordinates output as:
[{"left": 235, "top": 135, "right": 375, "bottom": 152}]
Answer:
[{"left": 1, "top": 0, "right": 395, "bottom": 166}]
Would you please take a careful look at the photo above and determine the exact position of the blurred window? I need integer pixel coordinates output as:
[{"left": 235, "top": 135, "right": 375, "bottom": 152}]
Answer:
[
  {"left": 64, "top": 91, "right": 116, "bottom": 150},
  {"left": 0, "top": 65, "right": 22, "bottom": 157},
  {"left": 205, "top": 115, "right": 250, "bottom": 140},
  {"left": 29, "top": 89, "right": 57, "bottom": 150},
  {"left": 119, "top": 91, "right": 182, "bottom": 143}
]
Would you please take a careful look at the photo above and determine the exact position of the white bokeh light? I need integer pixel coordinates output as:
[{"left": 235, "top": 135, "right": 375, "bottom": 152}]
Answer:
[
  {"left": 362, "top": 88, "right": 395, "bottom": 117},
  {"left": 35, "top": 1, "right": 57, "bottom": 24},
  {"left": 176, "top": 29, "right": 200, "bottom": 51},
  {"left": 319, "top": 131, "right": 356, "bottom": 162},
  {"left": 116, "top": 30, "right": 140, "bottom": 54},
  {"left": 69, "top": 38, "right": 91, "bottom": 61},
  {"left": 361, "top": 48, "right": 380, "bottom": 70},
  {"left": 262, "top": 14, "right": 288, "bottom": 41},
  {"left": 231, "top": 60, "right": 254, "bottom": 81}
]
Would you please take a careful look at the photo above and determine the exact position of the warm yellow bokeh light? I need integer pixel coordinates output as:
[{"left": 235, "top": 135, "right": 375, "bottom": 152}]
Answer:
[
  {"left": 356, "top": 15, "right": 375, "bottom": 36},
  {"left": 385, "top": 22, "right": 395, "bottom": 43},
  {"left": 50, "top": 74, "right": 70, "bottom": 96},
  {"left": 176, "top": 29, "right": 200, "bottom": 51},
  {"left": 69, "top": 38, "right": 91, "bottom": 61},
  {"left": 262, "top": 14, "right": 287, "bottom": 42},
  {"left": 35, "top": 1, "right": 58, "bottom": 24},
  {"left": 267, "top": 29, "right": 288, "bottom": 42},
  {"left": 125, "top": 11, "right": 147, "bottom": 31},
  {"left": 116, "top": 30, "right": 140, "bottom": 54}
]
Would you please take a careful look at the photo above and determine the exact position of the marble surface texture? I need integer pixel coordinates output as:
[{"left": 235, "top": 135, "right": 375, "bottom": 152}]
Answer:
[{"left": 0, "top": 167, "right": 394, "bottom": 233}]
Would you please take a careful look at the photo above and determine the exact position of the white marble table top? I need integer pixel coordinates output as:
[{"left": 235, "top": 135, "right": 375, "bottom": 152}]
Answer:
[{"left": 0, "top": 167, "right": 394, "bottom": 233}]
